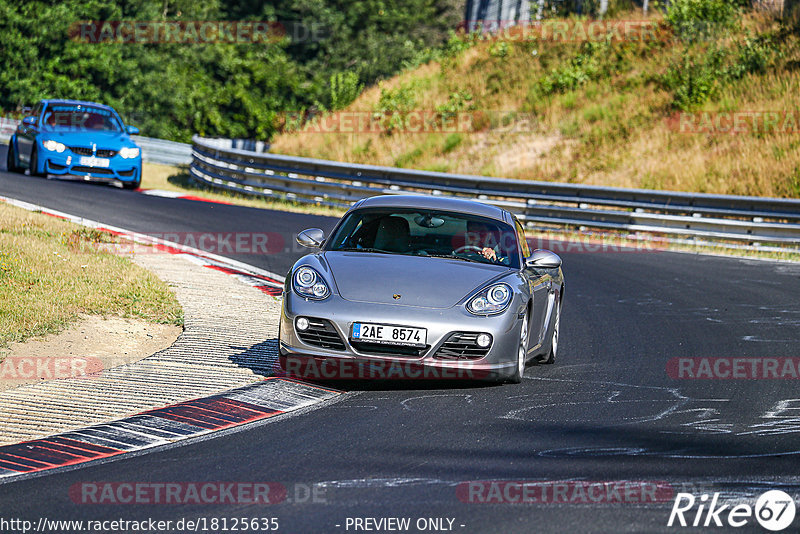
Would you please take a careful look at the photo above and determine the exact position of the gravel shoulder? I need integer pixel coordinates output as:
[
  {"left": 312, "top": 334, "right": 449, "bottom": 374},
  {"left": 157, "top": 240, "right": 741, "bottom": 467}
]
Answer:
[{"left": 0, "top": 252, "right": 282, "bottom": 446}]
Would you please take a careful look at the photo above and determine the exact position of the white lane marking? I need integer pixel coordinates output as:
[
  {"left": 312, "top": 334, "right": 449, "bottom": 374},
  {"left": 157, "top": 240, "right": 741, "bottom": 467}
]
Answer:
[{"left": 140, "top": 189, "right": 184, "bottom": 198}]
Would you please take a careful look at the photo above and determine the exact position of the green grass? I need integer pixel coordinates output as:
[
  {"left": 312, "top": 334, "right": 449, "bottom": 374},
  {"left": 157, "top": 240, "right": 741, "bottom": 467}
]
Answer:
[{"left": 0, "top": 203, "right": 183, "bottom": 347}]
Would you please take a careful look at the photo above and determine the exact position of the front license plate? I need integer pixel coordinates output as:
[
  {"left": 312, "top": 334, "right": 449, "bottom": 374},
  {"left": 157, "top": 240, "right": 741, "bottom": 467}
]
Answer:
[
  {"left": 79, "top": 156, "right": 110, "bottom": 168},
  {"left": 351, "top": 322, "right": 427, "bottom": 347}
]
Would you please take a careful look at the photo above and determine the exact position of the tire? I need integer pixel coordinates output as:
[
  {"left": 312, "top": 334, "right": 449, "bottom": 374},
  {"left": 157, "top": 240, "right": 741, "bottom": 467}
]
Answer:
[
  {"left": 6, "top": 139, "right": 22, "bottom": 173},
  {"left": 508, "top": 310, "right": 530, "bottom": 384},
  {"left": 122, "top": 166, "right": 141, "bottom": 190},
  {"left": 542, "top": 300, "right": 560, "bottom": 365},
  {"left": 122, "top": 177, "right": 141, "bottom": 190},
  {"left": 29, "top": 146, "right": 45, "bottom": 177}
]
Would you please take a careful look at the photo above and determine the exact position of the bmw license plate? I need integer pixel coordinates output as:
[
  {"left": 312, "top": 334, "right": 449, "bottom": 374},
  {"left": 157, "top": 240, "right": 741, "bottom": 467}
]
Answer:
[
  {"left": 79, "top": 156, "right": 110, "bottom": 168},
  {"left": 351, "top": 322, "right": 427, "bottom": 347}
]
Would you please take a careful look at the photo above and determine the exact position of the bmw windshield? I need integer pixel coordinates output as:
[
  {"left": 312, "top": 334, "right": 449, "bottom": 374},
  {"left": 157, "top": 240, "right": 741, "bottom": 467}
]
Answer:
[
  {"left": 41, "top": 104, "right": 123, "bottom": 132},
  {"left": 326, "top": 208, "right": 520, "bottom": 268}
]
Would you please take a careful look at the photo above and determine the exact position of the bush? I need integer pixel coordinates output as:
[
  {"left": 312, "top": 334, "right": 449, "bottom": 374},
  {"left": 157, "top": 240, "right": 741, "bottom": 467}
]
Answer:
[
  {"left": 329, "top": 72, "right": 363, "bottom": 111},
  {"left": 666, "top": 0, "right": 740, "bottom": 39},
  {"left": 663, "top": 46, "right": 727, "bottom": 109}
]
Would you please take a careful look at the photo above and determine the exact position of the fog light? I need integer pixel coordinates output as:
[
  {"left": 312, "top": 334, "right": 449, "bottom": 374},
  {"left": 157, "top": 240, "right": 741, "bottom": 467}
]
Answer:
[
  {"left": 296, "top": 317, "right": 309, "bottom": 331},
  {"left": 476, "top": 333, "right": 492, "bottom": 348}
]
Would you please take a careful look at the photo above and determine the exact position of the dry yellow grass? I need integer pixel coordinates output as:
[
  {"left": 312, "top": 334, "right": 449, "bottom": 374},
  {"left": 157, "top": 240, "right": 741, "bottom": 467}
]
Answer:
[
  {"left": 0, "top": 203, "right": 182, "bottom": 346},
  {"left": 271, "top": 11, "right": 800, "bottom": 198}
]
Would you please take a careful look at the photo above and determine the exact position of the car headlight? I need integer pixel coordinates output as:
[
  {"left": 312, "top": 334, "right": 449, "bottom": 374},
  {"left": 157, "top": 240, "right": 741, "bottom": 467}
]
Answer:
[
  {"left": 119, "top": 147, "right": 140, "bottom": 159},
  {"left": 467, "top": 283, "right": 512, "bottom": 315},
  {"left": 293, "top": 266, "right": 330, "bottom": 300},
  {"left": 42, "top": 140, "right": 66, "bottom": 153}
]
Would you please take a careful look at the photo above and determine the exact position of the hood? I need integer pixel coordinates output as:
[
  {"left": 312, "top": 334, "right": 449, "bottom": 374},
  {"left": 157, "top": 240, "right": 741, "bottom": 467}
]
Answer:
[
  {"left": 39, "top": 129, "right": 135, "bottom": 148},
  {"left": 324, "top": 251, "right": 507, "bottom": 309}
]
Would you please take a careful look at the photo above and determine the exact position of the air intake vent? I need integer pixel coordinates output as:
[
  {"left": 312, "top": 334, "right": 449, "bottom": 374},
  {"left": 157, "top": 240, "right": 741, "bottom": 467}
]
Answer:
[
  {"left": 434, "top": 332, "right": 491, "bottom": 360},
  {"left": 296, "top": 318, "right": 346, "bottom": 351}
]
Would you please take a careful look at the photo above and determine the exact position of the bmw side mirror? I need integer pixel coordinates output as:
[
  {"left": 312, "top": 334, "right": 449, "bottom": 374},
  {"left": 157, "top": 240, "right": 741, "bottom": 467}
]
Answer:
[
  {"left": 297, "top": 228, "right": 325, "bottom": 249},
  {"left": 126, "top": 125, "right": 140, "bottom": 135},
  {"left": 526, "top": 249, "right": 562, "bottom": 269},
  {"left": 22, "top": 116, "right": 36, "bottom": 126}
]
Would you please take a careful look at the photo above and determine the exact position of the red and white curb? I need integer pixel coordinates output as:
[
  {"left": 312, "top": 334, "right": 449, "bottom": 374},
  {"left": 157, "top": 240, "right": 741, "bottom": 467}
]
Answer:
[
  {"left": 0, "top": 378, "right": 340, "bottom": 480},
  {"left": 0, "top": 194, "right": 285, "bottom": 296}
]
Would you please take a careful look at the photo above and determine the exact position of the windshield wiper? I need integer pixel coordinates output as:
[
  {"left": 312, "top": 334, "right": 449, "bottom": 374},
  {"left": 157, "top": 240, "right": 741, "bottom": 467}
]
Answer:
[
  {"left": 426, "top": 253, "right": 483, "bottom": 263},
  {"left": 336, "top": 247, "right": 394, "bottom": 254}
]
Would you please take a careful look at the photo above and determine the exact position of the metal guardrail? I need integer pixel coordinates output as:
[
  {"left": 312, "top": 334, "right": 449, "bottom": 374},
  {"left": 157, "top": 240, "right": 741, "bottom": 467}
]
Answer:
[
  {"left": 131, "top": 135, "right": 192, "bottom": 166},
  {"left": 189, "top": 135, "right": 800, "bottom": 248},
  {"left": 0, "top": 117, "right": 192, "bottom": 166}
]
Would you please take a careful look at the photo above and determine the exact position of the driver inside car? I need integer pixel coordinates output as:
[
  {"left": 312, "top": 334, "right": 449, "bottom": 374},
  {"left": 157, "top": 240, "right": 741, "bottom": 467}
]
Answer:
[{"left": 466, "top": 221, "right": 508, "bottom": 264}]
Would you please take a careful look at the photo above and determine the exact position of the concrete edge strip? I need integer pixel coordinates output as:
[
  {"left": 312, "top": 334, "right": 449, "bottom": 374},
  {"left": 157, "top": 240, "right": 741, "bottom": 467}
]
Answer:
[
  {"left": 0, "top": 378, "right": 340, "bottom": 479},
  {"left": 0, "top": 194, "right": 286, "bottom": 295}
]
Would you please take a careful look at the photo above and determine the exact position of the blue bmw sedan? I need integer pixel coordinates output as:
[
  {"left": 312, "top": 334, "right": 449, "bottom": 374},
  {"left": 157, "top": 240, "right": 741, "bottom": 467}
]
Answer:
[{"left": 6, "top": 99, "right": 142, "bottom": 189}]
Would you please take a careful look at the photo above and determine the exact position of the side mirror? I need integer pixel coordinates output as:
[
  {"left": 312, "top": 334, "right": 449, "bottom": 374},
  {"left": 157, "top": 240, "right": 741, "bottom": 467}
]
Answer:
[
  {"left": 525, "top": 249, "right": 562, "bottom": 269},
  {"left": 22, "top": 116, "right": 37, "bottom": 126},
  {"left": 126, "top": 125, "right": 140, "bottom": 135},
  {"left": 296, "top": 228, "right": 325, "bottom": 249}
]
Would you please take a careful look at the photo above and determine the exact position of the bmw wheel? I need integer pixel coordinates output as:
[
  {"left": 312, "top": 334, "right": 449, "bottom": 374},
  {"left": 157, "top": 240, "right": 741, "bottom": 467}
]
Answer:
[
  {"left": 122, "top": 176, "right": 141, "bottom": 190},
  {"left": 29, "top": 147, "right": 45, "bottom": 177},
  {"left": 6, "top": 138, "right": 22, "bottom": 173}
]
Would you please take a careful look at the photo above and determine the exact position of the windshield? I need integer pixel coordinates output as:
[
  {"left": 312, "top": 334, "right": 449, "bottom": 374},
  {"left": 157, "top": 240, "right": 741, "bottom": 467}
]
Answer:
[
  {"left": 326, "top": 208, "right": 520, "bottom": 268},
  {"left": 41, "top": 105, "right": 123, "bottom": 132}
]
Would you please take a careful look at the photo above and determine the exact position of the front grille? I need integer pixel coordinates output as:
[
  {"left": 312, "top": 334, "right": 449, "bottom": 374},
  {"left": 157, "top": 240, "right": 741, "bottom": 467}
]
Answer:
[
  {"left": 69, "top": 146, "right": 93, "bottom": 156},
  {"left": 71, "top": 166, "right": 114, "bottom": 175},
  {"left": 296, "top": 318, "right": 346, "bottom": 351},
  {"left": 69, "top": 147, "right": 117, "bottom": 158},
  {"left": 433, "top": 332, "right": 491, "bottom": 360},
  {"left": 350, "top": 341, "right": 427, "bottom": 357}
]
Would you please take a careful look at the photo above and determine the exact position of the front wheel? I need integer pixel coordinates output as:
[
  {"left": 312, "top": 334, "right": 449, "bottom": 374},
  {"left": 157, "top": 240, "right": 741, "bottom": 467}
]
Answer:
[
  {"left": 508, "top": 310, "right": 530, "bottom": 384},
  {"left": 122, "top": 177, "right": 141, "bottom": 190},
  {"left": 541, "top": 300, "right": 560, "bottom": 365},
  {"left": 29, "top": 147, "right": 45, "bottom": 177}
]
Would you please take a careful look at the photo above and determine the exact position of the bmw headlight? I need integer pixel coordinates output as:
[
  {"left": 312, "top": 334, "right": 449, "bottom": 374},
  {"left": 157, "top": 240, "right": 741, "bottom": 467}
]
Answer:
[
  {"left": 293, "top": 266, "right": 330, "bottom": 300},
  {"left": 119, "top": 147, "right": 140, "bottom": 159},
  {"left": 467, "top": 283, "right": 512, "bottom": 315},
  {"left": 42, "top": 140, "right": 66, "bottom": 153}
]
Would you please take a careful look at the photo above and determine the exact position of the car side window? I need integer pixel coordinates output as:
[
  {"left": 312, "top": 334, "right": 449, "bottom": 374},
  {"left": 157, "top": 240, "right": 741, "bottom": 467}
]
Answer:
[
  {"left": 31, "top": 103, "right": 42, "bottom": 125},
  {"left": 515, "top": 220, "right": 531, "bottom": 258}
]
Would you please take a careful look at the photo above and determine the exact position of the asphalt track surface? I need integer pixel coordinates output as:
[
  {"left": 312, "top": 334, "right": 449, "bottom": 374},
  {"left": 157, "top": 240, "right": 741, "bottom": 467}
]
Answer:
[{"left": 2, "top": 147, "right": 800, "bottom": 533}]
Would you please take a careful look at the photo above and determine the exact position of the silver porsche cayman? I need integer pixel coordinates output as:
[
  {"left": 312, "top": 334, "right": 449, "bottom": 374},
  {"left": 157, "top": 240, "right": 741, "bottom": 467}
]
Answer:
[{"left": 278, "top": 195, "right": 564, "bottom": 383}]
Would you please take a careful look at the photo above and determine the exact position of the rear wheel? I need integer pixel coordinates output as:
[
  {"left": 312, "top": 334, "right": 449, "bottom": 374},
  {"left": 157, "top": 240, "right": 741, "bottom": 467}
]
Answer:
[
  {"left": 6, "top": 139, "right": 22, "bottom": 173},
  {"left": 508, "top": 310, "right": 530, "bottom": 384}
]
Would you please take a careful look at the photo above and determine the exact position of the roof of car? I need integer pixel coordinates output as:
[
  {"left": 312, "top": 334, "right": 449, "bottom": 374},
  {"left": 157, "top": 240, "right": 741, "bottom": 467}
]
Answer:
[
  {"left": 354, "top": 195, "right": 511, "bottom": 223},
  {"left": 40, "top": 99, "right": 116, "bottom": 112}
]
